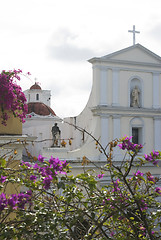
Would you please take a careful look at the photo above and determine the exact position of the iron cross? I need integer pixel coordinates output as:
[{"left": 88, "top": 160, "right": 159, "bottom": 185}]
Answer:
[{"left": 128, "top": 25, "right": 140, "bottom": 45}]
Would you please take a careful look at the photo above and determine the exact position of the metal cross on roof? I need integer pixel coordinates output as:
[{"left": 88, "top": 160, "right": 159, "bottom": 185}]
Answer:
[{"left": 128, "top": 25, "right": 140, "bottom": 45}]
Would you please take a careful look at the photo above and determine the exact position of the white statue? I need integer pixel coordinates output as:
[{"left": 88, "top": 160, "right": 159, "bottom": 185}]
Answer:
[{"left": 131, "top": 86, "right": 140, "bottom": 107}]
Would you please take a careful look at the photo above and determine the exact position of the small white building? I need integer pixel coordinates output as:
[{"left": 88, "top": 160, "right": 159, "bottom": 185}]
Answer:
[
  {"left": 43, "top": 44, "right": 161, "bottom": 168},
  {"left": 23, "top": 83, "right": 62, "bottom": 158}
]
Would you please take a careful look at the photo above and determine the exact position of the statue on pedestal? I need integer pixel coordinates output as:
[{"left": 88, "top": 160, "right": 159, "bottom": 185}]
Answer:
[
  {"left": 131, "top": 86, "right": 140, "bottom": 107},
  {"left": 51, "top": 123, "right": 61, "bottom": 147}
]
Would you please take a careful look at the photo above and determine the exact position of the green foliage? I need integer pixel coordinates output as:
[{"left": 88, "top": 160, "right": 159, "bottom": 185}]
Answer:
[{"left": 0, "top": 137, "right": 161, "bottom": 239}]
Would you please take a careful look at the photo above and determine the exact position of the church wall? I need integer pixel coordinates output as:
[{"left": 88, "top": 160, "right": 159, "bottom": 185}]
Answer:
[
  {"left": 60, "top": 117, "right": 83, "bottom": 150},
  {"left": 142, "top": 72, "right": 153, "bottom": 108},
  {"left": 144, "top": 118, "right": 154, "bottom": 153},
  {"left": 119, "top": 70, "right": 128, "bottom": 107},
  {"left": 108, "top": 69, "right": 113, "bottom": 106},
  {"left": 61, "top": 95, "right": 94, "bottom": 150},
  {"left": 108, "top": 116, "right": 113, "bottom": 141},
  {"left": 93, "top": 65, "right": 100, "bottom": 106},
  {"left": 23, "top": 119, "right": 54, "bottom": 157},
  {"left": 120, "top": 117, "right": 129, "bottom": 138},
  {"left": 159, "top": 74, "right": 161, "bottom": 108}
]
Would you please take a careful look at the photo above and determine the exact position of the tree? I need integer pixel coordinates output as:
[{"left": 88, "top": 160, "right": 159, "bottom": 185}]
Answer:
[{"left": 0, "top": 136, "right": 161, "bottom": 239}]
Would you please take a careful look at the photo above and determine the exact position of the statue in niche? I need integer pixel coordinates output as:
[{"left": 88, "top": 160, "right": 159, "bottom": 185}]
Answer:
[
  {"left": 51, "top": 123, "right": 61, "bottom": 147},
  {"left": 131, "top": 86, "right": 140, "bottom": 107}
]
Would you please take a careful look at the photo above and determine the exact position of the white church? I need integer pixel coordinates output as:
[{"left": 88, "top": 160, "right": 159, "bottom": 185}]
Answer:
[{"left": 23, "top": 41, "right": 161, "bottom": 174}]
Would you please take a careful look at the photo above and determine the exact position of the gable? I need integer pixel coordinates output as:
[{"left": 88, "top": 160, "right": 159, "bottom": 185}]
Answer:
[
  {"left": 108, "top": 47, "right": 161, "bottom": 64},
  {"left": 89, "top": 44, "right": 161, "bottom": 65}
]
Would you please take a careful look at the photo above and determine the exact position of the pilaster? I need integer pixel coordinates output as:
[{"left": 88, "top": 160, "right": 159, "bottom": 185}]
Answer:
[
  {"left": 112, "top": 68, "right": 120, "bottom": 106},
  {"left": 153, "top": 117, "right": 161, "bottom": 150},
  {"left": 100, "top": 66, "right": 108, "bottom": 106},
  {"left": 153, "top": 72, "right": 160, "bottom": 109},
  {"left": 113, "top": 115, "right": 121, "bottom": 161},
  {"left": 100, "top": 114, "right": 109, "bottom": 161}
]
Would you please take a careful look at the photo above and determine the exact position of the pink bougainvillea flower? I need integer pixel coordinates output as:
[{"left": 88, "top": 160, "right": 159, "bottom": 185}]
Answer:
[
  {"left": 38, "top": 154, "right": 45, "bottom": 163},
  {"left": 134, "top": 170, "right": 144, "bottom": 177},
  {"left": 155, "top": 187, "right": 161, "bottom": 194},
  {"left": 0, "top": 69, "right": 28, "bottom": 125},
  {"left": 0, "top": 176, "right": 7, "bottom": 183},
  {"left": 118, "top": 136, "right": 143, "bottom": 152},
  {"left": 97, "top": 173, "right": 104, "bottom": 179},
  {"left": 145, "top": 151, "right": 160, "bottom": 165},
  {"left": 30, "top": 175, "right": 37, "bottom": 181}
]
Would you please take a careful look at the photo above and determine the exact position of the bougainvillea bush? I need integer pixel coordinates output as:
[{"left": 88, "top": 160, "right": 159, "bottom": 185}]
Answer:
[
  {"left": 0, "top": 69, "right": 28, "bottom": 125},
  {"left": 0, "top": 137, "right": 161, "bottom": 240}
]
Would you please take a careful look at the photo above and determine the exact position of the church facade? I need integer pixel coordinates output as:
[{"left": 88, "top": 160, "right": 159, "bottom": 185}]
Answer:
[{"left": 43, "top": 44, "right": 161, "bottom": 165}]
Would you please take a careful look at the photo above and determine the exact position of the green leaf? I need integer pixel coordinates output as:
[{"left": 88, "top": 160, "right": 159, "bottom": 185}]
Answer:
[{"left": 0, "top": 158, "right": 6, "bottom": 167}]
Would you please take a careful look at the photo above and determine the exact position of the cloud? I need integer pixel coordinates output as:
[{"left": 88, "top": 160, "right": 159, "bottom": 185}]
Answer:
[
  {"left": 47, "top": 28, "right": 96, "bottom": 62},
  {"left": 146, "top": 22, "right": 161, "bottom": 41}
]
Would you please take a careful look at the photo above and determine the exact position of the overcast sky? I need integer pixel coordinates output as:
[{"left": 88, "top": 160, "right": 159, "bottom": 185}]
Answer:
[{"left": 1, "top": 0, "right": 161, "bottom": 118}]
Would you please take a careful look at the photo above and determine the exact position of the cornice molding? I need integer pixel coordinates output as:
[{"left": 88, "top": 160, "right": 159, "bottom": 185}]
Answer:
[
  {"left": 91, "top": 58, "right": 161, "bottom": 68},
  {"left": 91, "top": 105, "right": 161, "bottom": 117},
  {"left": 92, "top": 64, "right": 161, "bottom": 74}
]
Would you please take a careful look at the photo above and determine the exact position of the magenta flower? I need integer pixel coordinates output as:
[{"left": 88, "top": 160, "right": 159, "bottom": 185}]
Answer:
[
  {"left": 49, "top": 157, "right": 67, "bottom": 174},
  {"left": 153, "top": 160, "right": 159, "bottom": 165},
  {"left": 110, "top": 231, "right": 115, "bottom": 237},
  {"left": 21, "top": 161, "right": 31, "bottom": 168},
  {"left": 26, "top": 190, "right": 32, "bottom": 196},
  {"left": 140, "top": 199, "right": 148, "bottom": 211},
  {"left": 38, "top": 154, "right": 45, "bottom": 163},
  {"left": 118, "top": 136, "right": 143, "bottom": 152},
  {"left": 0, "top": 176, "right": 7, "bottom": 183},
  {"left": 43, "top": 175, "right": 53, "bottom": 190},
  {"left": 0, "top": 70, "right": 28, "bottom": 125},
  {"left": 145, "top": 151, "right": 160, "bottom": 165},
  {"left": 8, "top": 195, "right": 18, "bottom": 208},
  {"left": 49, "top": 156, "right": 55, "bottom": 164},
  {"left": 0, "top": 193, "right": 7, "bottom": 210},
  {"left": 134, "top": 171, "right": 144, "bottom": 177},
  {"left": 62, "top": 160, "right": 68, "bottom": 167},
  {"left": 112, "top": 179, "right": 120, "bottom": 192},
  {"left": 155, "top": 187, "right": 161, "bottom": 194},
  {"left": 33, "top": 163, "right": 39, "bottom": 169},
  {"left": 30, "top": 175, "right": 37, "bottom": 181},
  {"left": 147, "top": 175, "right": 155, "bottom": 182},
  {"left": 97, "top": 174, "right": 104, "bottom": 179},
  {"left": 0, "top": 191, "right": 32, "bottom": 210}
]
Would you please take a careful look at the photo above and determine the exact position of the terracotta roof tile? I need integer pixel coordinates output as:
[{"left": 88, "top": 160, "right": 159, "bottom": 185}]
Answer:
[
  {"left": 30, "top": 83, "right": 41, "bottom": 90},
  {"left": 27, "top": 102, "right": 56, "bottom": 116}
]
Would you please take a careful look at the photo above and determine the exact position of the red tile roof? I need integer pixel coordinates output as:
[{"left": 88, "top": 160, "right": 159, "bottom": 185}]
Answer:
[
  {"left": 30, "top": 83, "right": 41, "bottom": 90},
  {"left": 27, "top": 102, "right": 56, "bottom": 116}
]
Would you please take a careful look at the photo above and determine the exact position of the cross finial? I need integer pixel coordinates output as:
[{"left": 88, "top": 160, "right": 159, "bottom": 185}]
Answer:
[{"left": 128, "top": 25, "right": 140, "bottom": 45}]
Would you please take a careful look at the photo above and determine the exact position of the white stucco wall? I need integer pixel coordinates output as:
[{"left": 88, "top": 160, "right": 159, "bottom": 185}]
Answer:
[
  {"left": 23, "top": 117, "right": 60, "bottom": 157},
  {"left": 24, "top": 89, "right": 51, "bottom": 107}
]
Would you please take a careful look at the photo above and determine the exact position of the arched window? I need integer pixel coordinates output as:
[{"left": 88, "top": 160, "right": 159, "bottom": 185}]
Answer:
[
  {"left": 36, "top": 93, "right": 39, "bottom": 101},
  {"left": 128, "top": 76, "right": 143, "bottom": 108}
]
